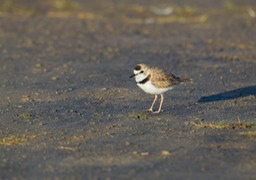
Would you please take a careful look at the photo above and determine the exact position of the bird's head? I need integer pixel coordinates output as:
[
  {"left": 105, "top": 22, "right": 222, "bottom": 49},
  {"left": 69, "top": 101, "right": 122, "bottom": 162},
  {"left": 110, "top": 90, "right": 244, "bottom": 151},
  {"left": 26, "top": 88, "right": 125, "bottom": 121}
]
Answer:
[
  {"left": 130, "top": 64, "right": 149, "bottom": 79},
  {"left": 130, "top": 64, "right": 150, "bottom": 84}
]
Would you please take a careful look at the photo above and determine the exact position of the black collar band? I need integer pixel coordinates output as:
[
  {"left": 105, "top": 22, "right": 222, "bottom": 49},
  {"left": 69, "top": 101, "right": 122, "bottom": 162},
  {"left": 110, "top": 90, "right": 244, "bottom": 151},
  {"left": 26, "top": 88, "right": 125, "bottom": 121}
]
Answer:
[{"left": 138, "top": 75, "right": 151, "bottom": 84}]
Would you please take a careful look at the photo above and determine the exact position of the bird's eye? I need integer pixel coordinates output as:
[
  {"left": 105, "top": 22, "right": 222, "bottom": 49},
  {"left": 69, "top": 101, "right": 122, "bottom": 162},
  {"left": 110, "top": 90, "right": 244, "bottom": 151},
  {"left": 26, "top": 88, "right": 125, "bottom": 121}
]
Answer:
[{"left": 141, "top": 71, "right": 144, "bottom": 73}]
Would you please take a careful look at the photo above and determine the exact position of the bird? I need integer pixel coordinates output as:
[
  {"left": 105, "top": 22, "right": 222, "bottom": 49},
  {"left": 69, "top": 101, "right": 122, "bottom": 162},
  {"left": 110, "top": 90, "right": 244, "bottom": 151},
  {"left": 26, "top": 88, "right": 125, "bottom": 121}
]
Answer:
[{"left": 130, "top": 63, "right": 192, "bottom": 113}]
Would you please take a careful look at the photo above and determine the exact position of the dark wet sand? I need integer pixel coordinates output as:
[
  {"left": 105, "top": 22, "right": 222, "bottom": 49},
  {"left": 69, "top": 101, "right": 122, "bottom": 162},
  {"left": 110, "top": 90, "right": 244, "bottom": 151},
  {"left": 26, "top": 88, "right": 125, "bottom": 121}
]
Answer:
[{"left": 0, "top": 0, "right": 256, "bottom": 179}]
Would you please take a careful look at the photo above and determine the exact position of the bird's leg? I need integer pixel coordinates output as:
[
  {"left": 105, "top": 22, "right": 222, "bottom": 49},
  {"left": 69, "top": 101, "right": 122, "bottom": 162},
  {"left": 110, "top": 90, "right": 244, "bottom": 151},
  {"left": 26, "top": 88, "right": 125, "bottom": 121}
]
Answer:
[
  {"left": 148, "top": 95, "right": 158, "bottom": 112},
  {"left": 153, "top": 94, "right": 164, "bottom": 114}
]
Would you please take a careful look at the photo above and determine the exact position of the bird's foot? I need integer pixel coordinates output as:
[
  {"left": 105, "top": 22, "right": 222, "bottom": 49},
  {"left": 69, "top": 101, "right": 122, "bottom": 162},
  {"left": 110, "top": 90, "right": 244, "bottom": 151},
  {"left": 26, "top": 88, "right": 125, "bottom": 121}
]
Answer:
[
  {"left": 147, "top": 109, "right": 162, "bottom": 114},
  {"left": 147, "top": 108, "right": 153, "bottom": 112}
]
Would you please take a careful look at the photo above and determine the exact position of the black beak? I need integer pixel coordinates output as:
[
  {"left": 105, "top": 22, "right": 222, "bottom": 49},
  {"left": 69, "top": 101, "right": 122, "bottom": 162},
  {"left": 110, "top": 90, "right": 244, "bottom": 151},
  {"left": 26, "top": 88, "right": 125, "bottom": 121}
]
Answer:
[{"left": 130, "top": 74, "right": 136, "bottom": 78}]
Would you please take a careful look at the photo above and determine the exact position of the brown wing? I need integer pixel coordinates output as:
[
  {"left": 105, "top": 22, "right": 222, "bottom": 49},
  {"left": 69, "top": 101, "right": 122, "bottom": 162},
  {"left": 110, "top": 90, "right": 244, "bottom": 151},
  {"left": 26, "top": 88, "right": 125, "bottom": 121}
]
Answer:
[{"left": 150, "top": 67, "right": 181, "bottom": 88}]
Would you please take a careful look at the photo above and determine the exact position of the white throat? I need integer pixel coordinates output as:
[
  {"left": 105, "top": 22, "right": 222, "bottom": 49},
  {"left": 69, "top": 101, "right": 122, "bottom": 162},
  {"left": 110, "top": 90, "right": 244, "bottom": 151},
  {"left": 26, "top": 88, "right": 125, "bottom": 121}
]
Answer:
[{"left": 134, "top": 70, "right": 148, "bottom": 83}]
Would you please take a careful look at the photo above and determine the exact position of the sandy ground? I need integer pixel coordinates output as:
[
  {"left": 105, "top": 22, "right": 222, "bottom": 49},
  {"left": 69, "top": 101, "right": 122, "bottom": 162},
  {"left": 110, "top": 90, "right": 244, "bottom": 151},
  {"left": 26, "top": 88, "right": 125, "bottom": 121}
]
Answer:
[{"left": 0, "top": 0, "right": 256, "bottom": 179}]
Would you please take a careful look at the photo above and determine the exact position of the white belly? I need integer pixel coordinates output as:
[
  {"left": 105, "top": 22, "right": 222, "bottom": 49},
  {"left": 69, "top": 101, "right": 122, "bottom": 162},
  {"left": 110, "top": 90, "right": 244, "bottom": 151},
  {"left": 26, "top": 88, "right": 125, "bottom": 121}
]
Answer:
[{"left": 137, "top": 81, "right": 172, "bottom": 95}]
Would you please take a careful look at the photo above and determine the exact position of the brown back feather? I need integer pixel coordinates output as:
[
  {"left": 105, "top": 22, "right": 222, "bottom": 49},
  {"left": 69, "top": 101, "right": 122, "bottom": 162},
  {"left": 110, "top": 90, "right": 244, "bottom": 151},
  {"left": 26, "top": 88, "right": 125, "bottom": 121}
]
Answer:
[{"left": 150, "top": 67, "right": 192, "bottom": 88}]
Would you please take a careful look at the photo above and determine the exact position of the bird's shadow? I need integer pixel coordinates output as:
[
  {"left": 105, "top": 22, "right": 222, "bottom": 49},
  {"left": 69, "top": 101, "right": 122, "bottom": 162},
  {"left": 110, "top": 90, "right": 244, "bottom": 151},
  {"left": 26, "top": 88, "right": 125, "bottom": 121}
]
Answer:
[{"left": 198, "top": 85, "right": 256, "bottom": 103}]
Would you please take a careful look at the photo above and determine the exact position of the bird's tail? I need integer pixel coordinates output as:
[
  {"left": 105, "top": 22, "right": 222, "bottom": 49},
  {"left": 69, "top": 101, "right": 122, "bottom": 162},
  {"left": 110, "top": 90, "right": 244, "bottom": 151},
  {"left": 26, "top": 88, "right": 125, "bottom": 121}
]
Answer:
[{"left": 178, "top": 77, "right": 193, "bottom": 84}]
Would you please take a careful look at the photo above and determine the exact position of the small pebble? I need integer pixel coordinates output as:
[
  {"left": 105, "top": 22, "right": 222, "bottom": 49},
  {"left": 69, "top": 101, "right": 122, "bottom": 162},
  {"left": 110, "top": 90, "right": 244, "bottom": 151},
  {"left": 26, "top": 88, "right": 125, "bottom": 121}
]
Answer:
[
  {"left": 35, "top": 63, "right": 43, "bottom": 68},
  {"left": 51, "top": 77, "right": 58, "bottom": 81},
  {"left": 161, "top": 150, "right": 171, "bottom": 156},
  {"left": 141, "top": 152, "right": 149, "bottom": 156},
  {"left": 132, "top": 151, "right": 138, "bottom": 155},
  {"left": 125, "top": 141, "right": 131, "bottom": 146}
]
